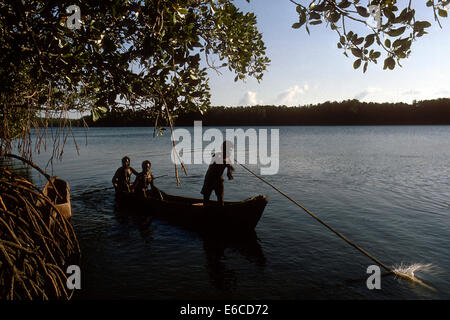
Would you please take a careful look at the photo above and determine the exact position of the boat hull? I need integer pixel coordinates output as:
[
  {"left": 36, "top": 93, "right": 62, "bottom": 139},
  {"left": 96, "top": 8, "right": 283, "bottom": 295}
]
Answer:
[
  {"left": 116, "top": 191, "right": 268, "bottom": 232},
  {"left": 42, "top": 177, "right": 71, "bottom": 220}
]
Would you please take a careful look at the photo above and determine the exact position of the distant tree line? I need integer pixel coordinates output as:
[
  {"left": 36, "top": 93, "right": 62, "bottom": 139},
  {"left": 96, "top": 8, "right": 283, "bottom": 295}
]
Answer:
[{"left": 75, "top": 98, "right": 450, "bottom": 127}]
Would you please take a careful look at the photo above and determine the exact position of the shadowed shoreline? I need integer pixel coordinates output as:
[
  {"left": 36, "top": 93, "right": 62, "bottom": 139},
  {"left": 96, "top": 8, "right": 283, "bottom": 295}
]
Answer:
[{"left": 62, "top": 98, "right": 450, "bottom": 127}]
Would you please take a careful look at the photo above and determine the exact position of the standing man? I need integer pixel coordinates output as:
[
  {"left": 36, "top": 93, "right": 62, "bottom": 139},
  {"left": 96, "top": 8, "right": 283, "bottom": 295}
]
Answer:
[
  {"left": 201, "top": 141, "right": 235, "bottom": 206},
  {"left": 112, "top": 156, "right": 138, "bottom": 193}
]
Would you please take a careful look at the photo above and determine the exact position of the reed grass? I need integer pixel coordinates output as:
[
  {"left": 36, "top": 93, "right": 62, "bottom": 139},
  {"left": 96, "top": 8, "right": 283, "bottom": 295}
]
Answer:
[{"left": 0, "top": 166, "right": 80, "bottom": 300}]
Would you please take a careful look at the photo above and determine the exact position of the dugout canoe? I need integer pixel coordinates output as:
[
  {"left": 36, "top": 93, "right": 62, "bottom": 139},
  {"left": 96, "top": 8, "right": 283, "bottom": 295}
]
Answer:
[
  {"left": 42, "top": 177, "right": 71, "bottom": 220},
  {"left": 115, "top": 190, "right": 268, "bottom": 232}
]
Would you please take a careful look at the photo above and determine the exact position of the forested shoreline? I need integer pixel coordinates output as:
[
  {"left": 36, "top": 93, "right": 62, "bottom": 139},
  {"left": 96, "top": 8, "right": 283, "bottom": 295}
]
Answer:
[{"left": 74, "top": 98, "right": 450, "bottom": 127}]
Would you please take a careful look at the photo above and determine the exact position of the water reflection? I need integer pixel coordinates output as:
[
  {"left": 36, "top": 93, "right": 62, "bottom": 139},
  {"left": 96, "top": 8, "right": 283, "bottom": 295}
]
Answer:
[
  {"left": 113, "top": 201, "right": 156, "bottom": 242},
  {"left": 201, "top": 230, "right": 266, "bottom": 292}
]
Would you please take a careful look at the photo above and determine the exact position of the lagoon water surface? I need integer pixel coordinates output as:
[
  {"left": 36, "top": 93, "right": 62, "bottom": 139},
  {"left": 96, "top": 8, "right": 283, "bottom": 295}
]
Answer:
[{"left": 25, "top": 126, "right": 450, "bottom": 299}]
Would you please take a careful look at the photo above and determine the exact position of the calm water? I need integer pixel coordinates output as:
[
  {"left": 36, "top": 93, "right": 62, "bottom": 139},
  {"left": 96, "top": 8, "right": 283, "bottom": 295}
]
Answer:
[{"left": 22, "top": 126, "right": 450, "bottom": 299}]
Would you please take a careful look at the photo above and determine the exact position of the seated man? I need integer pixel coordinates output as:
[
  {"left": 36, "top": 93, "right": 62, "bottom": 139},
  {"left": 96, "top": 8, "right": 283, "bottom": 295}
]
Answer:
[
  {"left": 112, "top": 156, "right": 138, "bottom": 193},
  {"left": 133, "top": 160, "right": 163, "bottom": 199},
  {"left": 133, "top": 160, "right": 154, "bottom": 198},
  {"left": 201, "top": 141, "right": 235, "bottom": 206}
]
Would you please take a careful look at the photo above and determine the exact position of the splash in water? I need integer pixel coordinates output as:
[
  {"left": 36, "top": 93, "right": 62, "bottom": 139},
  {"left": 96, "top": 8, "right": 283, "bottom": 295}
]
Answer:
[
  {"left": 393, "top": 262, "right": 434, "bottom": 278},
  {"left": 392, "top": 262, "right": 436, "bottom": 291}
]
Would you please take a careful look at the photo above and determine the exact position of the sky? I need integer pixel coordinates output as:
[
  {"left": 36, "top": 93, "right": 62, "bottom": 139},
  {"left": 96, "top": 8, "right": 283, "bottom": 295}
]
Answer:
[{"left": 205, "top": 0, "right": 450, "bottom": 107}]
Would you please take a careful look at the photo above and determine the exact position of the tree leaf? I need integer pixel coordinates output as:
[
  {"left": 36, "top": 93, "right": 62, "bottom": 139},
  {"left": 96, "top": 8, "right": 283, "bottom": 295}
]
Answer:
[
  {"left": 386, "top": 26, "right": 406, "bottom": 37},
  {"left": 351, "top": 47, "right": 362, "bottom": 58},
  {"left": 353, "top": 59, "right": 362, "bottom": 69},
  {"left": 356, "top": 6, "right": 369, "bottom": 17}
]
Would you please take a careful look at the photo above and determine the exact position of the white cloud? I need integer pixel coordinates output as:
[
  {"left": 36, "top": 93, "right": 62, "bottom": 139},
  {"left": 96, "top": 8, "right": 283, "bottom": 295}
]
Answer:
[
  {"left": 402, "top": 89, "right": 421, "bottom": 96},
  {"left": 435, "top": 89, "right": 450, "bottom": 96},
  {"left": 239, "top": 91, "right": 263, "bottom": 106},
  {"left": 354, "top": 87, "right": 381, "bottom": 101},
  {"left": 275, "top": 84, "right": 308, "bottom": 105}
]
